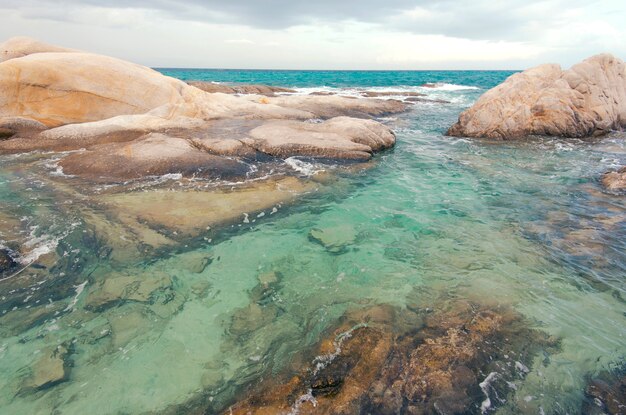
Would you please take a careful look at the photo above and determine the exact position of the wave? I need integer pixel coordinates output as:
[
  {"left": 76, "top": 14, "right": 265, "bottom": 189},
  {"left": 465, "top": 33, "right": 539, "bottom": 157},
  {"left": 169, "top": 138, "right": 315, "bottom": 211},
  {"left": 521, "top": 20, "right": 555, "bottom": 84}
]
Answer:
[
  {"left": 419, "top": 83, "right": 480, "bottom": 91},
  {"left": 284, "top": 157, "right": 327, "bottom": 176}
]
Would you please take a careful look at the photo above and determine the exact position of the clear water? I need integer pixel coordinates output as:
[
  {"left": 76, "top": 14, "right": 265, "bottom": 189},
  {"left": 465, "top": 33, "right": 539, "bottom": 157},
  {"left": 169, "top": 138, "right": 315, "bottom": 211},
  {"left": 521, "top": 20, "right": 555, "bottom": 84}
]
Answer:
[{"left": 0, "top": 70, "right": 624, "bottom": 414}]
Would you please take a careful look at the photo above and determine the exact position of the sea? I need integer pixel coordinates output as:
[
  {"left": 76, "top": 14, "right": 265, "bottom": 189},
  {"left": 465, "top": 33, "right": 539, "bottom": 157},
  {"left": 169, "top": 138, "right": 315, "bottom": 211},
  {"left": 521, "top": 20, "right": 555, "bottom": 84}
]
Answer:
[{"left": 0, "top": 69, "right": 624, "bottom": 414}]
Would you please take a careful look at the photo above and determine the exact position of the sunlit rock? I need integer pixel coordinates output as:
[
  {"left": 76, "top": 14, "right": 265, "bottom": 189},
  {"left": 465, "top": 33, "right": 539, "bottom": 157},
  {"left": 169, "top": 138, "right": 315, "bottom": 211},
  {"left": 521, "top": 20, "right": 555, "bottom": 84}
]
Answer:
[{"left": 448, "top": 54, "right": 626, "bottom": 139}]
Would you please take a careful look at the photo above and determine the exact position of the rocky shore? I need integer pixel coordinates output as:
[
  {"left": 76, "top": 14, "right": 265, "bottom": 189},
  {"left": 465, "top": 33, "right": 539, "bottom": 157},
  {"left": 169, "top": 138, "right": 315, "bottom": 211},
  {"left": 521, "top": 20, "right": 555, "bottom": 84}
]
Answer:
[{"left": 0, "top": 37, "right": 407, "bottom": 183}]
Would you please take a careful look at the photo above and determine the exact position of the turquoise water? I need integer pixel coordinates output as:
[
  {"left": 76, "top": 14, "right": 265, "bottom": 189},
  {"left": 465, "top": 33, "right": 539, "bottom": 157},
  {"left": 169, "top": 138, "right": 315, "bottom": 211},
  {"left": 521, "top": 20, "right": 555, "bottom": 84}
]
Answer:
[{"left": 0, "top": 71, "right": 624, "bottom": 414}]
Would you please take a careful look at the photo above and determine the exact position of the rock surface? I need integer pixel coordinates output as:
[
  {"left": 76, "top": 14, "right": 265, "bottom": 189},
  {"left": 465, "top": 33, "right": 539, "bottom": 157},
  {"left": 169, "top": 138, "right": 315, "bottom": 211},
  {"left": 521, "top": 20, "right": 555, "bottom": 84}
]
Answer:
[
  {"left": 188, "top": 81, "right": 295, "bottom": 96},
  {"left": 21, "top": 345, "right": 71, "bottom": 392},
  {"left": 0, "top": 248, "right": 17, "bottom": 275},
  {"left": 0, "top": 37, "right": 405, "bottom": 181},
  {"left": 602, "top": 166, "right": 626, "bottom": 192},
  {"left": 448, "top": 54, "right": 626, "bottom": 139}
]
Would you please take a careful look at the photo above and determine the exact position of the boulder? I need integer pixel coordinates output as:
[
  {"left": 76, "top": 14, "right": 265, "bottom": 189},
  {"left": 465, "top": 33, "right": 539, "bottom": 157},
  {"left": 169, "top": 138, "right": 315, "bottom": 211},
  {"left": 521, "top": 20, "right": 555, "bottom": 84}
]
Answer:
[
  {"left": 188, "top": 81, "right": 295, "bottom": 96},
  {"left": 448, "top": 54, "right": 626, "bottom": 139},
  {"left": 244, "top": 117, "right": 396, "bottom": 160},
  {"left": 0, "top": 36, "right": 79, "bottom": 62},
  {"left": 602, "top": 167, "right": 626, "bottom": 192}
]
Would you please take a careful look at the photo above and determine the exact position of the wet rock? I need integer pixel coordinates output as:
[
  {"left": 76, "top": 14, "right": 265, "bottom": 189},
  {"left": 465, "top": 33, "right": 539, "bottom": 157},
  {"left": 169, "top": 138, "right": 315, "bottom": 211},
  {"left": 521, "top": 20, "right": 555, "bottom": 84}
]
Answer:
[
  {"left": 0, "top": 247, "right": 17, "bottom": 274},
  {"left": 222, "top": 302, "right": 558, "bottom": 415},
  {"left": 448, "top": 54, "right": 626, "bottom": 139},
  {"left": 360, "top": 91, "right": 425, "bottom": 98},
  {"left": 179, "top": 251, "right": 213, "bottom": 274},
  {"left": 0, "top": 127, "right": 14, "bottom": 139},
  {"left": 109, "top": 307, "right": 154, "bottom": 348},
  {"left": 583, "top": 372, "right": 626, "bottom": 415},
  {"left": 229, "top": 303, "right": 278, "bottom": 336},
  {"left": 309, "top": 224, "right": 357, "bottom": 254},
  {"left": 85, "top": 271, "right": 173, "bottom": 311},
  {"left": 188, "top": 81, "right": 295, "bottom": 96},
  {"left": 21, "top": 345, "right": 71, "bottom": 392},
  {"left": 602, "top": 166, "right": 626, "bottom": 192},
  {"left": 405, "top": 97, "right": 451, "bottom": 104}
]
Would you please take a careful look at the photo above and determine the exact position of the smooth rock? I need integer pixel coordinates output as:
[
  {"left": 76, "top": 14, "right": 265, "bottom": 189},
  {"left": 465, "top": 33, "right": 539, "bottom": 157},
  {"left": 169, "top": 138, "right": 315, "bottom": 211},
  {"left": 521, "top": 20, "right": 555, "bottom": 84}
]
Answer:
[
  {"left": 188, "top": 81, "right": 295, "bottom": 96},
  {"left": 22, "top": 345, "right": 70, "bottom": 391},
  {"left": 309, "top": 224, "right": 357, "bottom": 253},
  {"left": 602, "top": 166, "right": 626, "bottom": 192},
  {"left": 448, "top": 54, "right": 626, "bottom": 139},
  {"left": 245, "top": 117, "right": 396, "bottom": 160},
  {"left": 0, "top": 36, "right": 79, "bottom": 62}
]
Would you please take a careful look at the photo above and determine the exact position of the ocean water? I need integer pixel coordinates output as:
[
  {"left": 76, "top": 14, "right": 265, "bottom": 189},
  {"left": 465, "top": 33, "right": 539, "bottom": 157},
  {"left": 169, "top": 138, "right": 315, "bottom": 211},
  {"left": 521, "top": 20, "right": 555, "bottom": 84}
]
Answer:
[{"left": 0, "top": 70, "right": 624, "bottom": 414}]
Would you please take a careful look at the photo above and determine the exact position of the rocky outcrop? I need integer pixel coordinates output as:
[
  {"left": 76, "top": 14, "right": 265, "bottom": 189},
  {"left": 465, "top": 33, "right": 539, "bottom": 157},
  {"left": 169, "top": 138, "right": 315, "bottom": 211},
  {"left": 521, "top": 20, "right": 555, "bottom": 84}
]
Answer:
[
  {"left": 223, "top": 302, "right": 559, "bottom": 415},
  {"left": 0, "top": 37, "right": 405, "bottom": 181},
  {"left": 602, "top": 166, "right": 626, "bottom": 192},
  {"left": 188, "top": 81, "right": 295, "bottom": 96},
  {"left": 448, "top": 54, "right": 626, "bottom": 139}
]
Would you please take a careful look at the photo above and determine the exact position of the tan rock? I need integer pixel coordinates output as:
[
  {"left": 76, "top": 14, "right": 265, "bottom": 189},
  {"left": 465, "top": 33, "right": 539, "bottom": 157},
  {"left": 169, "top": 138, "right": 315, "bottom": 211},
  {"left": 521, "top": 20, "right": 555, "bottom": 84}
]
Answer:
[
  {"left": 601, "top": 166, "right": 626, "bottom": 192},
  {"left": 245, "top": 117, "right": 396, "bottom": 160},
  {"left": 0, "top": 36, "right": 79, "bottom": 62},
  {"left": 22, "top": 345, "right": 70, "bottom": 391},
  {"left": 188, "top": 81, "right": 295, "bottom": 96},
  {"left": 448, "top": 54, "right": 626, "bottom": 139}
]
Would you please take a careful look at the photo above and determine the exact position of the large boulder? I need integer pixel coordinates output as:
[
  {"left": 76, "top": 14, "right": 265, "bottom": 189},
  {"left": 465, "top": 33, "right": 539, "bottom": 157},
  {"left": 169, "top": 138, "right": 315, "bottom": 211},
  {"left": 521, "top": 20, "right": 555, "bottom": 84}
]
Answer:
[
  {"left": 448, "top": 54, "right": 626, "bottom": 139},
  {"left": 0, "top": 36, "right": 79, "bottom": 62}
]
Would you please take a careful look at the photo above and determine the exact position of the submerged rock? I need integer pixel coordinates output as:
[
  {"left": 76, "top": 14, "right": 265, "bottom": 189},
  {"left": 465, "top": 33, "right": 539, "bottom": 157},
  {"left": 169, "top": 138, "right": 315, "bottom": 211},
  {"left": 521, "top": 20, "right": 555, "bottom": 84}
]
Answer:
[
  {"left": 85, "top": 271, "right": 173, "bottom": 311},
  {"left": 21, "top": 345, "right": 71, "bottom": 392},
  {"left": 309, "top": 224, "right": 357, "bottom": 253},
  {"left": 222, "top": 301, "right": 558, "bottom": 415},
  {"left": 583, "top": 371, "right": 626, "bottom": 415},
  {"left": 448, "top": 54, "right": 626, "bottom": 139},
  {"left": 0, "top": 247, "right": 17, "bottom": 275},
  {"left": 602, "top": 166, "right": 626, "bottom": 192}
]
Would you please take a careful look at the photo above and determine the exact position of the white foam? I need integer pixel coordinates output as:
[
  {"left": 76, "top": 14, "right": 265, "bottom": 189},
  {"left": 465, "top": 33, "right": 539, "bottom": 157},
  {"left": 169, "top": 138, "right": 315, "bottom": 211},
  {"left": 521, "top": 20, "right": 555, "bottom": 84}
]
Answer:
[
  {"left": 420, "top": 83, "right": 480, "bottom": 91},
  {"left": 479, "top": 371, "right": 498, "bottom": 414},
  {"left": 284, "top": 157, "right": 324, "bottom": 176},
  {"left": 64, "top": 280, "right": 88, "bottom": 312}
]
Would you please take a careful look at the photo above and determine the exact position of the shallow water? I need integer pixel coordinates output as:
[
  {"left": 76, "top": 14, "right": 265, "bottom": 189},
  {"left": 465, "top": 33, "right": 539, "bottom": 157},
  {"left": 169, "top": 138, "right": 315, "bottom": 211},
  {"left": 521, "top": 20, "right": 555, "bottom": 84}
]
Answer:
[{"left": 0, "top": 71, "right": 625, "bottom": 414}]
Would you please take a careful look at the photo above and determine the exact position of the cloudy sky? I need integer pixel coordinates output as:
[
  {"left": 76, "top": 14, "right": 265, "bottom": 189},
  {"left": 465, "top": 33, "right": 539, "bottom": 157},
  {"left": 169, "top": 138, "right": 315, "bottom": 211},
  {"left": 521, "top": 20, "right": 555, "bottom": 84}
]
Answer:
[{"left": 0, "top": 0, "right": 624, "bottom": 70}]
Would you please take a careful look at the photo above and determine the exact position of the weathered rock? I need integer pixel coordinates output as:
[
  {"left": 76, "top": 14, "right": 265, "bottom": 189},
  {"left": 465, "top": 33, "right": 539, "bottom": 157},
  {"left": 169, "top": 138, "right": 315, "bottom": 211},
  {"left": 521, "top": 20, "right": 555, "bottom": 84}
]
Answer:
[
  {"left": 85, "top": 271, "right": 173, "bottom": 311},
  {"left": 309, "top": 224, "right": 357, "bottom": 253},
  {"left": 59, "top": 132, "right": 249, "bottom": 181},
  {"left": 0, "top": 127, "right": 14, "bottom": 139},
  {"left": 583, "top": 373, "right": 626, "bottom": 415},
  {"left": 360, "top": 91, "right": 425, "bottom": 98},
  {"left": 602, "top": 166, "right": 626, "bottom": 192},
  {"left": 223, "top": 302, "right": 557, "bottom": 415},
  {"left": 448, "top": 54, "right": 626, "bottom": 139},
  {"left": 21, "top": 345, "right": 71, "bottom": 392},
  {"left": 245, "top": 117, "right": 396, "bottom": 160},
  {"left": 258, "top": 94, "right": 407, "bottom": 119},
  {"left": 0, "top": 247, "right": 17, "bottom": 274},
  {"left": 0, "top": 36, "right": 79, "bottom": 62},
  {"left": 188, "top": 81, "right": 295, "bottom": 96}
]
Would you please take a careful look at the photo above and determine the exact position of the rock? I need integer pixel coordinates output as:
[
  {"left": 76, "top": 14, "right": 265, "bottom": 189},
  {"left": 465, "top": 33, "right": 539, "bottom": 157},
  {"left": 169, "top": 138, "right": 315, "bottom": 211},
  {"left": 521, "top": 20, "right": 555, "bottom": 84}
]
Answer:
[
  {"left": 229, "top": 303, "right": 278, "bottom": 336},
  {"left": 0, "top": 36, "right": 79, "bottom": 62},
  {"left": 0, "top": 127, "right": 14, "bottom": 139},
  {"left": 405, "top": 97, "right": 451, "bottom": 104},
  {"left": 179, "top": 251, "right": 213, "bottom": 274},
  {"left": 602, "top": 166, "right": 626, "bottom": 192},
  {"left": 583, "top": 374, "right": 626, "bottom": 415},
  {"left": 259, "top": 94, "right": 407, "bottom": 119},
  {"left": 22, "top": 345, "right": 70, "bottom": 392},
  {"left": 309, "top": 224, "right": 357, "bottom": 253},
  {"left": 188, "top": 81, "right": 296, "bottom": 96},
  {"left": 0, "top": 247, "right": 17, "bottom": 274},
  {"left": 59, "top": 132, "right": 249, "bottom": 182},
  {"left": 245, "top": 117, "right": 396, "bottom": 160},
  {"left": 448, "top": 54, "right": 626, "bottom": 139},
  {"left": 360, "top": 91, "right": 425, "bottom": 98},
  {"left": 223, "top": 302, "right": 556, "bottom": 415},
  {"left": 109, "top": 307, "right": 153, "bottom": 348},
  {"left": 258, "top": 271, "right": 280, "bottom": 288},
  {"left": 85, "top": 271, "right": 173, "bottom": 311}
]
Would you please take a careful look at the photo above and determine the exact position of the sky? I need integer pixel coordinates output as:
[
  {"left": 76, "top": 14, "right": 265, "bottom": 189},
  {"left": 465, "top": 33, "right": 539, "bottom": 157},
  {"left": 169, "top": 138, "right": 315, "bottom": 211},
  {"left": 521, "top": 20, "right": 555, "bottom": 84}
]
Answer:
[{"left": 0, "top": 0, "right": 624, "bottom": 70}]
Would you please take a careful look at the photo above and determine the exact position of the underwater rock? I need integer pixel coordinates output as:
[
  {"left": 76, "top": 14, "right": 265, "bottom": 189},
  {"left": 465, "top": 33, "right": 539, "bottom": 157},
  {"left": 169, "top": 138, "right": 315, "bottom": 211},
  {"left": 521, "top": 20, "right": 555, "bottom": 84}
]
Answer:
[
  {"left": 229, "top": 303, "right": 279, "bottom": 336},
  {"left": 21, "top": 345, "right": 71, "bottom": 392},
  {"left": 188, "top": 81, "right": 296, "bottom": 96},
  {"left": 85, "top": 271, "right": 173, "bottom": 311},
  {"left": 179, "top": 251, "right": 214, "bottom": 274},
  {"left": 0, "top": 247, "right": 17, "bottom": 274},
  {"left": 309, "top": 224, "right": 357, "bottom": 253},
  {"left": 223, "top": 301, "right": 557, "bottom": 415},
  {"left": 583, "top": 372, "right": 626, "bottom": 415},
  {"left": 602, "top": 166, "right": 626, "bottom": 192},
  {"left": 448, "top": 54, "right": 626, "bottom": 139}
]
